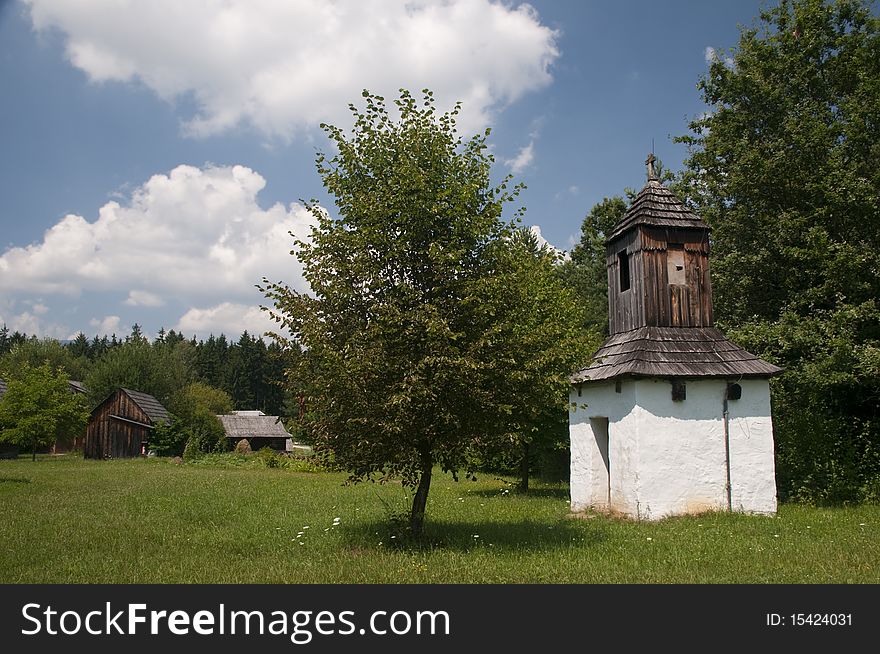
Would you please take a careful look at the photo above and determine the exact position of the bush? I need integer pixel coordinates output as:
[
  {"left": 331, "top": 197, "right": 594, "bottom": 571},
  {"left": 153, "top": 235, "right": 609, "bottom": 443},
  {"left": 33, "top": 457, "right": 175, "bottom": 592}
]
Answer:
[
  {"left": 182, "top": 435, "right": 203, "bottom": 461},
  {"left": 234, "top": 439, "right": 252, "bottom": 455},
  {"left": 150, "top": 418, "right": 189, "bottom": 457},
  {"left": 257, "top": 447, "right": 281, "bottom": 468}
]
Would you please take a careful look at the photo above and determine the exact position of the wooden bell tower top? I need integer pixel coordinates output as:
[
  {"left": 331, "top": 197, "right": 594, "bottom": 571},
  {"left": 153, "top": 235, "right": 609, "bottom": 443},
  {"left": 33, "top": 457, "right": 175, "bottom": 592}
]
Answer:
[
  {"left": 570, "top": 157, "right": 782, "bottom": 383},
  {"left": 605, "top": 155, "right": 713, "bottom": 335}
]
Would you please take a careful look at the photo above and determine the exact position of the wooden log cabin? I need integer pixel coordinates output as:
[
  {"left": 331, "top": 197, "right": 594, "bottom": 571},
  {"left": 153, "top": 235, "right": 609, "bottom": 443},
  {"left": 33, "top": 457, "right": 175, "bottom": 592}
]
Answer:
[{"left": 84, "top": 388, "right": 170, "bottom": 459}]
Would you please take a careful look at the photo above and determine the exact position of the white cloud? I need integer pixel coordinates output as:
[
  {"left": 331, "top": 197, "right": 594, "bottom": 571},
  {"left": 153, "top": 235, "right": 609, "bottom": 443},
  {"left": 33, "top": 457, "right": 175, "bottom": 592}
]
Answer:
[
  {"left": 89, "top": 315, "right": 122, "bottom": 335},
  {"left": 0, "top": 164, "right": 314, "bottom": 315},
  {"left": 506, "top": 141, "right": 535, "bottom": 174},
  {"left": 124, "top": 290, "right": 165, "bottom": 307},
  {"left": 175, "top": 302, "right": 277, "bottom": 338},
  {"left": 529, "top": 225, "right": 569, "bottom": 261},
  {"left": 705, "top": 46, "right": 734, "bottom": 69},
  {"left": 26, "top": 0, "right": 559, "bottom": 139},
  {"left": 0, "top": 310, "right": 69, "bottom": 339}
]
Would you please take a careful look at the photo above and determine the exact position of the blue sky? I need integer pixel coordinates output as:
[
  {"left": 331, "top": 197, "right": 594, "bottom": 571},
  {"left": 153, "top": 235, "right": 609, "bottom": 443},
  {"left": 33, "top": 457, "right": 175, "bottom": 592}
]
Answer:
[{"left": 0, "top": 0, "right": 766, "bottom": 340}]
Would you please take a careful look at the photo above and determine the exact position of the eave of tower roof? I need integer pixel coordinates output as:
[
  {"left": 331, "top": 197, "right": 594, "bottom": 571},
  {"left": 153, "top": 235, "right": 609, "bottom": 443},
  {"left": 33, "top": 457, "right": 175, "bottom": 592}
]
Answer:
[{"left": 607, "top": 179, "right": 708, "bottom": 241}]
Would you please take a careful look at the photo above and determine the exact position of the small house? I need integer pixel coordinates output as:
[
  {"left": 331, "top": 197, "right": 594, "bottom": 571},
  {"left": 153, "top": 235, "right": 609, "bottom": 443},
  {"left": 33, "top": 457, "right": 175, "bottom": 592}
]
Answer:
[
  {"left": 84, "top": 388, "right": 170, "bottom": 459},
  {"left": 569, "top": 156, "right": 781, "bottom": 520},
  {"left": 217, "top": 411, "right": 295, "bottom": 452}
]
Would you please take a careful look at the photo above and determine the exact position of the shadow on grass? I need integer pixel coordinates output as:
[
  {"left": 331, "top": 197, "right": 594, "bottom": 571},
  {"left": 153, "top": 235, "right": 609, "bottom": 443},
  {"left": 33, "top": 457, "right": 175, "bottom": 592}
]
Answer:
[
  {"left": 0, "top": 477, "right": 31, "bottom": 484},
  {"left": 345, "top": 518, "right": 603, "bottom": 553},
  {"left": 468, "top": 487, "right": 569, "bottom": 500}
]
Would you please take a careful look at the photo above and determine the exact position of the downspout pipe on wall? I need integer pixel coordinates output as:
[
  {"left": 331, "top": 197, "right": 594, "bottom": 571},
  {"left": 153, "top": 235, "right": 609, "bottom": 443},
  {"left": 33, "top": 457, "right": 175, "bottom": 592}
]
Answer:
[{"left": 722, "top": 386, "right": 732, "bottom": 512}]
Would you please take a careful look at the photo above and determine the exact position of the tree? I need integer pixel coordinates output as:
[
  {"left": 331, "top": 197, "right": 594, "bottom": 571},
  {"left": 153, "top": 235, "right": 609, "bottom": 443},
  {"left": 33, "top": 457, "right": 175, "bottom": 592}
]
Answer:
[
  {"left": 85, "top": 338, "right": 194, "bottom": 408},
  {"left": 0, "top": 363, "right": 89, "bottom": 460},
  {"left": 153, "top": 382, "right": 234, "bottom": 457},
  {"left": 678, "top": 0, "right": 880, "bottom": 502},
  {"left": 67, "top": 332, "right": 91, "bottom": 360},
  {"left": 558, "top": 196, "right": 627, "bottom": 335},
  {"left": 263, "top": 89, "right": 588, "bottom": 536},
  {"left": 473, "top": 228, "right": 594, "bottom": 491},
  {"left": 0, "top": 337, "right": 91, "bottom": 382}
]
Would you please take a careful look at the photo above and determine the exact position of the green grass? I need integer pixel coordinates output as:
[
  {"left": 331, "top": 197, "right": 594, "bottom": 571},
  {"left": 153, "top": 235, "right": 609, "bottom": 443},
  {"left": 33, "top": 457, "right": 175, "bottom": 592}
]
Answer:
[{"left": 1, "top": 455, "right": 878, "bottom": 583}]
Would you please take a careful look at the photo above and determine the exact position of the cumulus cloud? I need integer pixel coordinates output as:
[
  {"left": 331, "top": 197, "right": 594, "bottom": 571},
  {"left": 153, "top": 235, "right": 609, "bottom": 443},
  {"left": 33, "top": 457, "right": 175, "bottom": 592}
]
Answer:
[
  {"left": 0, "top": 310, "right": 68, "bottom": 340},
  {"left": 175, "top": 302, "right": 278, "bottom": 338},
  {"left": 89, "top": 315, "right": 122, "bottom": 335},
  {"left": 25, "top": 0, "right": 559, "bottom": 139},
  {"left": 124, "top": 290, "right": 165, "bottom": 307},
  {"left": 506, "top": 141, "right": 535, "bottom": 174},
  {"left": 0, "top": 164, "right": 314, "bottom": 331},
  {"left": 705, "top": 46, "right": 734, "bottom": 69},
  {"left": 529, "top": 225, "right": 569, "bottom": 261}
]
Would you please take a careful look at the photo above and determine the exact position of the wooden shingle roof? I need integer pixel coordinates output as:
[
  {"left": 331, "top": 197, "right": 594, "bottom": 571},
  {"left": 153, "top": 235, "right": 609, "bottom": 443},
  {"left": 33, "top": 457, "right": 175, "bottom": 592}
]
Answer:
[
  {"left": 571, "top": 327, "right": 783, "bottom": 382},
  {"left": 607, "top": 179, "right": 708, "bottom": 241},
  {"left": 121, "top": 388, "right": 170, "bottom": 424},
  {"left": 217, "top": 414, "right": 291, "bottom": 439}
]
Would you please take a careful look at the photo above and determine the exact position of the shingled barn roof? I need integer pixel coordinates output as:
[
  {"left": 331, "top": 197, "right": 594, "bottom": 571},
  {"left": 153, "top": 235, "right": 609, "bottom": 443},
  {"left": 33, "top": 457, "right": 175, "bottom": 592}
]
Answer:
[
  {"left": 571, "top": 327, "right": 783, "bottom": 383},
  {"left": 607, "top": 179, "right": 708, "bottom": 241},
  {"left": 217, "top": 414, "right": 291, "bottom": 439},
  {"left": 121, "top": 388, "right": 170, "bottom": 424}
]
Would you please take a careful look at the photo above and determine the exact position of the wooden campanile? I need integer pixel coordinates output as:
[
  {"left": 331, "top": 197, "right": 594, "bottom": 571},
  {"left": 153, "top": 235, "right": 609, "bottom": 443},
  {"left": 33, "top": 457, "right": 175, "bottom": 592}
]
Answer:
[
  {"left": 568, "top": 155, "right": 782, "bottom": 520},
  {"left": 606, "top": 153, "right": 713, "bottom": 333}
]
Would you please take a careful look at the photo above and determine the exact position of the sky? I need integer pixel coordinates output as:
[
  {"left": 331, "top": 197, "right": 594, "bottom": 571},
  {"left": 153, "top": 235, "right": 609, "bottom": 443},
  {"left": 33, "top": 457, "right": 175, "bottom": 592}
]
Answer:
[{"left": 0, "top": 0, "right": 768, "bottom": 341}]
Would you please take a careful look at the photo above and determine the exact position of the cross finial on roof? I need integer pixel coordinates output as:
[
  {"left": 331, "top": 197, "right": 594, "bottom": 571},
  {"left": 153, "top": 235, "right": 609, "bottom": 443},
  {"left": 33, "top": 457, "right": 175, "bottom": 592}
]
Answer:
[{"left": 646, "top": 153, "right": 658, "bottom": 181}]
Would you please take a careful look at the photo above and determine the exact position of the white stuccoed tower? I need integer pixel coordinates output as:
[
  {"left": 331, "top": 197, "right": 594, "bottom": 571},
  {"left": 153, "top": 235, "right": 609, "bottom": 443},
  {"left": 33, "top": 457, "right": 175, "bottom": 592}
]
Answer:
[{"left": 569, "top": 155, "right": 781, "bottom": 520}]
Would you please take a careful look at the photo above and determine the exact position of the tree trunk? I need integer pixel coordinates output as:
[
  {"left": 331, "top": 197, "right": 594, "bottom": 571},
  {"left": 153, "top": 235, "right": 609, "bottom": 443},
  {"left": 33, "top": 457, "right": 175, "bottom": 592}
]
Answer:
[
  {"left": 409, "top": 450, "right": 433, "bottom": 538},
  {"left": 32, "top": 437, "right": 37, "bottom": 462},
  {"left": 518, "top": 440, "right": 530, "bottom": 493}
]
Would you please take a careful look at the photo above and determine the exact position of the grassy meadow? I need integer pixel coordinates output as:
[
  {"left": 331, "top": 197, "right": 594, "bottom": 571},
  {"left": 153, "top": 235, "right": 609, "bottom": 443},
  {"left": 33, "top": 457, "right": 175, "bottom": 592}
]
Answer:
[{"left": 0, "top": 454, "right": 878, "bottom": 583}]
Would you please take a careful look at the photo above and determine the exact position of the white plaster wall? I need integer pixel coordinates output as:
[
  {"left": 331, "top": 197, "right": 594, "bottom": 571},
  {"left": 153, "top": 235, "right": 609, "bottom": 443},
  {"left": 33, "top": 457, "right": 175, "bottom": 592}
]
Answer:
[
  {"left": 569, "top": 380, "right": 640, "bottom": 515},
  {"left": 569, "top": 377, "right": 777, "bottom": 520},
  {"left": 634, "top": 379, "right": 730, "bottom": 519},
  {"left": 727, "top": 379, "right": 777, "bottom": 515}
]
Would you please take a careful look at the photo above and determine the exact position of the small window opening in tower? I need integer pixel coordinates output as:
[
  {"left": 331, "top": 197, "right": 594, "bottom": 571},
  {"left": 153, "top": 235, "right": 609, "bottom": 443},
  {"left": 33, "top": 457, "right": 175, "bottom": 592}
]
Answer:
[
  {"left": 618, "top": 250, "right": 630, "bottom": 292},
  {"left": 667, "top": 243, "right": 686, "bottom": 285}
]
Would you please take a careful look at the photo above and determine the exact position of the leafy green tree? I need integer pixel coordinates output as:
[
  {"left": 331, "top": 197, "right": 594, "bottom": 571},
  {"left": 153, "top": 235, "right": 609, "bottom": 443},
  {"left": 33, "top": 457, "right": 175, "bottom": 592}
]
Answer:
[
  {"left": 0, "top": 363, "right": 89, "bottom": 460},
  {"left": 170, "top": 382, "right": 234, "bottom": 419},
  {"left": 85, "top": 339, "right": 194, "bottom": 408},
  {"left": 263, "top": 89, "right": 588, "bottom": 536},
  {"left": 475, "top": 228, "right": 594, "bottom": 491},
  {"left": 558, "top": 196, "right": 627, "bottom": 335},
  {"left": 678, "top": 0, "right": 880, "bottom": 502},
  {"left": 0, "top": 337, "right": 90, "bottom": 382}
]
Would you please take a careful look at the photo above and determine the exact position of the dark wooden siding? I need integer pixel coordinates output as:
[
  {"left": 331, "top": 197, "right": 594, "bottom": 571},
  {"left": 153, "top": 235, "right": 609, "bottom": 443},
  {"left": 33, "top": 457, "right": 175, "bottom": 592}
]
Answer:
[
  {"left": 84, "top": 390, "right": 153, "bottom": 459},
  {"left": 607, "top": 229, "right": 645, "bottom": 333},
  {"left": 608, "top": 226, "right": 713, "bottom": 333}
]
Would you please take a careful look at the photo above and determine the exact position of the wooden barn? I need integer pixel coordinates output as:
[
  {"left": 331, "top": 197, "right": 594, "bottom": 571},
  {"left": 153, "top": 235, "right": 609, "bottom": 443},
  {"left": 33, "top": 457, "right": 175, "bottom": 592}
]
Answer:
[
  {"left": 84, "top": 388, "right": 170, "bottom": 459},
  {"left": 569, "top": 155, "right": 782, "bottom": 520},
  {"left": 217, "top": 411, "right": 294, "bottom": 452}
]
